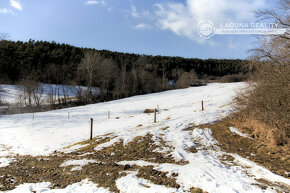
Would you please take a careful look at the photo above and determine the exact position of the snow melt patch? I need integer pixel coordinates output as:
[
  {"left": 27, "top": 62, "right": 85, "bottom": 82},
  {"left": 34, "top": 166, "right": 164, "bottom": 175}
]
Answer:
[
  {"left": 192, "top": 128, "right": 217, "bottom": 147},
  {"left": 233, "top": 154, "right": 290, "bottom": 186},
  {"left": 0, "top": 157, "right": 14, "bottom": 167},
  {"left": 154, "top": 127, "right": 276, "bottom": 193},
  {"left": 117, "top": 160, "right": 158, "bottom": 167},
  {"left": 0, "top": 144, "right": 12, "bottom": 157},
  {"left": 5, "top": 179, "right": 111, "bottom": 193},
  {"left": 60, "top": 159, "right": 98, "bottom": 171},
  {"left": 116, "top": 171, "right": 183, "bottom": 193},
  {"left": 229, "top": 127, "right": 251, "bottom": 138}
]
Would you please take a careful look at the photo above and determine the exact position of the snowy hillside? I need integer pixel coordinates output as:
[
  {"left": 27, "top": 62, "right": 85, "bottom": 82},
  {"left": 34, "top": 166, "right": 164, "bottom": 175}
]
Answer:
[
  {"left": 0, "top": 84, "right": 99, "bottom": 105},
  {"left": 0, "top": 83, "right": 289, "bottom": 193}
]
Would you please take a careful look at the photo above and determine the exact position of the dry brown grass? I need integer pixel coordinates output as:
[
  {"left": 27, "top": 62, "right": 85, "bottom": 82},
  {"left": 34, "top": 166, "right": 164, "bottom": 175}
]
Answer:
[
  {"left": 140, "top": 183, "right": 151, "bottom": 188},
  {"left": 63, "top": 136, "right": 114, "bottom": 150},
  {"left": 197, "top": 119, "right": 290, "bottom": 180},
  {"left": 143, "top": 109, "right": 157, "bottom": 113},
  {"left": 230, "top": 118, "right": 288, "bottom": 148},
  {"left": 253, "top": 178, "right": 290, "bottom": 193},
  {"left": 235, "top": 64, "right": 290, "bottom": 147},
  {"left": 220, "top": 74, "right": 249, "bottom": 83},
  {"left": 161, "top": 126, "right": 169, "bottom": 130},
  {"left": 186, "top": 146, "right": 198, "bottom": 153},
  {"left": 190, "top": 187, "right": 207, "bottom": 193}
]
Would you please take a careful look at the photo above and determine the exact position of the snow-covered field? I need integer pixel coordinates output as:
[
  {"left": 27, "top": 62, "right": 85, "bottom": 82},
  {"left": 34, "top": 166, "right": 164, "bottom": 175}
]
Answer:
[
  {"left": 0, "top": 83, "right": 289, "bottom": 193},
  {"left": 0, "top": 84, "right": 99, "bottom": 105}
]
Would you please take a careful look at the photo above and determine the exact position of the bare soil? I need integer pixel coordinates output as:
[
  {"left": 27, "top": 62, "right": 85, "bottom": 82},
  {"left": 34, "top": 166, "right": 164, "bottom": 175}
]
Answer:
[{"left": 0, "top": 133, "right": 183, "bottom": 192}]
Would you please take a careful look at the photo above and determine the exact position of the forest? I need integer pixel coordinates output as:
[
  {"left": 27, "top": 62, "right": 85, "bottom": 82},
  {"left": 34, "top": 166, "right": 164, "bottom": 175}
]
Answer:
[{"left": 0, "top": 40, "right": 250, "bottom": 104}]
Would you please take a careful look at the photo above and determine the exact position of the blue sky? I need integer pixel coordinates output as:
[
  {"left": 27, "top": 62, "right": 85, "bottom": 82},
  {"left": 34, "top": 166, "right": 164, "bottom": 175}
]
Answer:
[{"left": 0, "top": 0, "right": 276, "bottom": 59}]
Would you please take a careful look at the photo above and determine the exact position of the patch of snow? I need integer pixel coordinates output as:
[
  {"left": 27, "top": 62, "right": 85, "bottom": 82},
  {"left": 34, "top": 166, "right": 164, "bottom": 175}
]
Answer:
[
  {"left": 94, "top": 137, "right": 121, "bottom": 152},
  {"left": 229, "top": 127, "right": 251, "bottom": 138},
  {"left": 0, "top": 144, "right": 12, "bottom": 157},
  {"left": 71, "top": 166, "right": 83, "bottom": 171},
  {"left": 117, "top": 160, "right": 158, "bottom": 167},
  {"left": 0, "top": 157, "right": 14, "bottom": 167},
  {"left": 192, "top": 128, "right": 218, "bottom": 147},
  {"left": 232, "top": 154, "right": 290, "bottom": 186},
  {"left": 116, "top": 171, "right": 183, "bottom": 193},
  {"left": 79, "top": 152, "right": 94, "bottom": 157},
  {"left": 62, "top": 144, "right": 88, "bottom": 153},
  {"left": 4, "top": 182, "right": 51, "bottom": 193},
  {"left": 154, "top": 130, "right": 276, "bottom": 193},
  {"left": 4, "top": 179, "right": 111, "bottom": 193},
  {"left": 60, "top": 159, "right": 98, "bottom": 171}
]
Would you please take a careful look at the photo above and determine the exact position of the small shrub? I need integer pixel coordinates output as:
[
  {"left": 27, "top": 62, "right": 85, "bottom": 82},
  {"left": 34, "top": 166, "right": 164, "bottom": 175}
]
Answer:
[
  {"left": 190, "top": 187, "right": 205, "bottom": 193},
  {"left": 220, "top": 74, "right": 249, "bottom": 83},
  {"left": 143, "top": 109, "right": 157, "bottom": 113},
  {"left": 235, "top": 64, "right": 290, "bottom": 146}
]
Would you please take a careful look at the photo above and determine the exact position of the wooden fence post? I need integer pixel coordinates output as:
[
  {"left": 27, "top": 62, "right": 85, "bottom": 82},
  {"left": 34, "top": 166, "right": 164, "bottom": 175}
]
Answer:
[
  {"left": 108, "top": 111, "right": 110, "bottom": 119},
  {"left": 201, "top": 101, "right": 204, "bottom": 111},
  {"left": 33, "top": 113, "right": 34, "bottom": 119},
  {"left": 154, "top": 108, "right": 157, "bottom": 123},
  {"left": 90, "top": 118, "right": 93, "bottom": 140},
  {"left": 68, "top": 112, "right": 70, "bottom": 119}
]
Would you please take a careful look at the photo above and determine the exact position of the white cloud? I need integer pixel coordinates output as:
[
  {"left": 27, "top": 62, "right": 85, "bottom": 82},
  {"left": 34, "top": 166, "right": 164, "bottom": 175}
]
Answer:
[
  {"left": 154, "top": 0, "right": 266, "bottom": 42},
  {"left": 128, "top": 6, "right": 151, "bottom": 18},
  {"left": 0, "top": 8, "right": 9, "bottom": 14},
  {"left": 86, "top": 0, "right": 105, "bottom": 5},
  {"left": 130, "top": 6, "right": 138, "bottom": 17},
  {"left": 0, "top": 8, "right": 14, "bottom": 15},
  {"left": 134, "top": 23, "right": 151, "bottom": 30},
  {"left": 10, "top": 0, "right": 22, "bottom": 10}
]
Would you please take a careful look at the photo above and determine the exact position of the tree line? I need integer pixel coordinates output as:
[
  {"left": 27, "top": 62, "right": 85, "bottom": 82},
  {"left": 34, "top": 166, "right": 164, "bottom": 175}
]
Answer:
[{"left": 0, "top": 39, "right": 250, "bottom": 104}]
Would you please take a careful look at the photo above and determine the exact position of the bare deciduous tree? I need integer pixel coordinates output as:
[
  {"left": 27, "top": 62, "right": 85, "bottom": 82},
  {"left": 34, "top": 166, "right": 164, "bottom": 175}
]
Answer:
[
  {"left": 175, "top": 69, "right": 197, "bottom": 89},
  {"left": 78, "top": 51, "right": 103, "bottom": 98},
  {"left": 0, "top": 33, "right": 9, "bottom": 41},
  {"left": 251, "top": 0, "right": 289, "bottom": 64},
  {"left": 96, "top": 58, "right": 116, "bottom": 100},
  {"left": 17, "top": 79, "right": 44, "bottom": 107},
  {"left": 161, "top": 60, "right": 168, "bottom": 90},
  {"left": 47, "top": 84, "right": 56, "bottom": 106}
]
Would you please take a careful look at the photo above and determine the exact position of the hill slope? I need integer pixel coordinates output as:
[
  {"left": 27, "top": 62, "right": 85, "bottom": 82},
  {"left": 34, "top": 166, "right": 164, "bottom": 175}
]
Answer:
[{"left": 0, "top": 83, "right": 289, "bottom": 193}]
